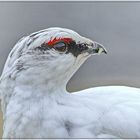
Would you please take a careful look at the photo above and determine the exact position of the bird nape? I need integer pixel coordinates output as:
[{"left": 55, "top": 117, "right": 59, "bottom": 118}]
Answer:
[{"left": 0, "top": 27, "right": 140, "bottom": 139}]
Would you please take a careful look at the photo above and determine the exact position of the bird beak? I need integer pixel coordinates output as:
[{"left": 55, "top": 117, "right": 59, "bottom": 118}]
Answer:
[{"left": 88, "top": 42, "right": 107, "bottom": 55}]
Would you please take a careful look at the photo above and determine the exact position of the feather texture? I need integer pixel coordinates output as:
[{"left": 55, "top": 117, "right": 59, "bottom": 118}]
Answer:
[{"left": 0, "top": 27, "right": 139, "bottom": 139}]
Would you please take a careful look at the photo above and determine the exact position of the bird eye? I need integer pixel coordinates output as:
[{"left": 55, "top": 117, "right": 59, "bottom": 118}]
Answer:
[{"left": 53, "top": 42, "right": 67, "bottom": 52}]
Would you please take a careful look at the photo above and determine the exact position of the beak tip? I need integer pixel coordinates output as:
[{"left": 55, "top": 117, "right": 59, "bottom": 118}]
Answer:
[
  {"left": 103, "top": 49, "right": 107, "bottom": 54},
  {"left": 95, "top": 43, "right": 107, "bottom": 55}
]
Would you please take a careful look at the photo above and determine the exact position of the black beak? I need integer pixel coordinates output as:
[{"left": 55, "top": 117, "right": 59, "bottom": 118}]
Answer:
[{"left": 88, "top": 42, "right": 107, "bottom": 55}]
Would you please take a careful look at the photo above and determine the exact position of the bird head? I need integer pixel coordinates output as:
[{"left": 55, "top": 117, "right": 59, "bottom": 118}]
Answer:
[{"left": 2, "top": 27, "right": 107, "bottom": 88}]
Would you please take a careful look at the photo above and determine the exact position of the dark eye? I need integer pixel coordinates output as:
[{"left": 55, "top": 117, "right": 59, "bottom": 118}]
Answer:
[{"left": 53, "top": 42, "right": 67, "bottom": 52}]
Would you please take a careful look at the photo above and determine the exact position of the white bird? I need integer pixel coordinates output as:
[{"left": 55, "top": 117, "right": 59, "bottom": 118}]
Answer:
[{"left": 0, "top": 27, "right": 140, "bottom": 139}]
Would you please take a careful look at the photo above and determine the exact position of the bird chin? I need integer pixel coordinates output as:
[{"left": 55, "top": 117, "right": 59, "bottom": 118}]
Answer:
[
  {"left": 76, "top": 53, "right": 91, "bottom": 63},
  {"left": 79, "top": 52, "right": 90, "bottom": 58}
]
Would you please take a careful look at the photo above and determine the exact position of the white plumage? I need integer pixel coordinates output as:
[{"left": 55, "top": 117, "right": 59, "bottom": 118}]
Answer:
[{"left": 0, "top": 27, "right": 140, "bottom": 139}]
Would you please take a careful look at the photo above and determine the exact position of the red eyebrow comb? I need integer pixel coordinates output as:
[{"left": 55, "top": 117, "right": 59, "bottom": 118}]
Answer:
[{"left": 47, "top": 38, "right": 73, "bottom": 46}]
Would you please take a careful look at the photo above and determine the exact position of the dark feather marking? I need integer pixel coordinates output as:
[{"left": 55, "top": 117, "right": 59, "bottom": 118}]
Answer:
[
  {"left": 17, "top": 46, "right": 24, "bottom": 58},
  {"left": 17, "top": 36, "right": 26, "bottom": 44},
  {"left": 10, "top": 37, "right": 26, "bottom": 58},
  {"left": 9, "top": 50, "right": 14, "bottom": 58},
  {"left": 66, "top": 41, "right": 88, "bottom": 57},
  {"left": 65, "top": 121, "right": 73, "bottom": 134},
  {"left": 35, "top": 42, "right": 50, "bottom": 52},
  {"left": 29, "top": 30, "right": 47, "bottom": 37},
  {"left": 16, "top": 64, "right": 24, "bottom": 71},
  {"left": 27, "top": 30, "right": 48, "bottom": 46},
  {"left": 33, "top": 39, "right": 89, "bottom": 57},
  {"left": 27, "top": 36, "right": 39, "bottom": 46}
]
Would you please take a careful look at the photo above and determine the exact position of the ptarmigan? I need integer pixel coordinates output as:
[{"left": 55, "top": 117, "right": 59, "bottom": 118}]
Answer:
[{"left": 0, "top": 27, "right": 140, "bottom": 139}]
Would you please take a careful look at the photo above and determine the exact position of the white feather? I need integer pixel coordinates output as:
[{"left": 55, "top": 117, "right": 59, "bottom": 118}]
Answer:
[{"left": 0, "top": 27, "right": 140, "bottom": 139}]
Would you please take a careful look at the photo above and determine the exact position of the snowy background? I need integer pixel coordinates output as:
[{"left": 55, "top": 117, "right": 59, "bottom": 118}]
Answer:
[{"left": 0, "top": 2, "right": 140, "bottom": 136}]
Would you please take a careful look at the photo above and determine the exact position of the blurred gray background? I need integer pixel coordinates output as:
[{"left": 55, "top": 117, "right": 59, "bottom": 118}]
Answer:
[{"left": 0, "top": 2, "right": 140, "bottom": 92}]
